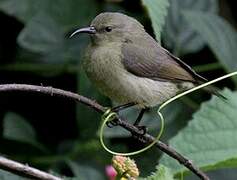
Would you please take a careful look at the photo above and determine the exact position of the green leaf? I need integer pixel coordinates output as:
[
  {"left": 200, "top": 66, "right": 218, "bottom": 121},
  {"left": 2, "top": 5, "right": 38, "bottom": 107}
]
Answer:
[
  {"left": 3, "top": 112, "right": 37, "bottom": 143},
  {"left": 0, "top": 0, "right": 45, "bottom": 23},
  {"left": 163, "top": 0, "right": 218, "bottom": 55},
  {"left": 17, "top": 12, "right": 64, "bottom": 54},
  {"left": 142, "top": 0, "right": 170, "bottom": 42},
  {"left": 67, "top": 161, "right": 104, "bottom": 180},
  {"left": 183, "top": 11, "right": 237, "bottom": 79},
  {"left": 160, "top": 89, "right": 237, "bottom": 176},
  {"left": 3, "top": 112, "right": 46, "bottom": 152},
  {"left": 0, "top": 169, "right": 25, "bottom": 180},
  {"left": 16, "top": 12, "right": 74, "bottom": 63},
  {"left": 141, "top": 164, "right": 174, "bottom": 180},
  {"left": 1, "top": 0, "right": 99, "bottom": 63},
  {"left": 0, "top": 0, "right": 99, "bottom": 30}
]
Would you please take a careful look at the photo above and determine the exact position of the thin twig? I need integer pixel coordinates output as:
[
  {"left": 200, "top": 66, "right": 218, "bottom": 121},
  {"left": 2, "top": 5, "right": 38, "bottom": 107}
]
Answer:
[
  {"left": 0, "top": 156, "right": 61, "bottom": 180},
  {"left": 0, "top": 84, "right": 209, "bottom": 180}
]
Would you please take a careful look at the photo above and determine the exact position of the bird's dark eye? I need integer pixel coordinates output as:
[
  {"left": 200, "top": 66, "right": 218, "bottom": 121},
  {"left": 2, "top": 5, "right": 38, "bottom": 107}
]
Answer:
[{"left": 105, "top": 26, "right": 112, "bottom": 32}]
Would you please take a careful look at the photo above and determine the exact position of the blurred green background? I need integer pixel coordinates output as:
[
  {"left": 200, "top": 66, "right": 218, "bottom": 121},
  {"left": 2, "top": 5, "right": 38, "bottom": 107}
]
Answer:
[{"left": 0, "top": 0, "right": 237, "bottom": 179}]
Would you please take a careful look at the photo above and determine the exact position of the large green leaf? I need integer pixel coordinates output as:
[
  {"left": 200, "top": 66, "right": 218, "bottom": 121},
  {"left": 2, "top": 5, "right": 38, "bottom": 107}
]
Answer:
[
  {"left": 3, "top": 112, "right": 37, "bottom": 143},
  {"left": 1, "top": 0, "right": 99, "bottom": 63},
  {"left": 160, "top": 89, "right": 237, "bottom": 176},
  {"left": 142, "top": 0, "right": 170, "bottom": 42},
  {"left": 163, "top": 0, "right": 218, "bottom": 55},
  {"left": 141, "top": 164, "right": 174, "bottom": 180},
  {"left": 0, "top": 0, "right": 98, "bottom": 30},
  {"left": 16, "top": 12, "right": 74, "bottom": 63},
  {"left": 17, "top": 12, "right": 64, "bottom": 54},
  {"left": 183, "top": 11, "right": 237, "bottom": 78},
  {"left": 0, "top": 0, "right": 45, "bottom": 23},
  {"left": 3, "top": 112, "right": 46, "bottom": 152}
]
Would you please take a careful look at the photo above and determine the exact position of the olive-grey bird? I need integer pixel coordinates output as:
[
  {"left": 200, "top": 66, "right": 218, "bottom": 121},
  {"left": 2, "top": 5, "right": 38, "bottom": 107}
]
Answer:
[{"left": 70, "top": 12, "right": 222, "bottom": 129}]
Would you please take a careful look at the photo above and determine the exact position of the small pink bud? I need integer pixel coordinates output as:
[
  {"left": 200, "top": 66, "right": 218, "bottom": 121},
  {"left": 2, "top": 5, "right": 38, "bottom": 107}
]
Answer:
[{"left": 105, "top": 165, "right": 117, "bottom": 180}]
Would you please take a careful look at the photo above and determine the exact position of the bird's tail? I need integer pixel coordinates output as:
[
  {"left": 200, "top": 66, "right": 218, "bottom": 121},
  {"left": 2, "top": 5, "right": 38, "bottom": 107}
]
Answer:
[
  {"left": 203, "top": 85, "right": 227, "bottom": 100},
  {"left": 191, "top": 74, "right": 227, "bottom": 100}
]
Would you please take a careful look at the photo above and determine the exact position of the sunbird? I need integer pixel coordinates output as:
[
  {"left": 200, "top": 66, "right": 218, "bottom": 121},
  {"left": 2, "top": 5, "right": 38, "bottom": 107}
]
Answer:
[{"left": 70, "top": 12, "right": 223, "bottom": 131}]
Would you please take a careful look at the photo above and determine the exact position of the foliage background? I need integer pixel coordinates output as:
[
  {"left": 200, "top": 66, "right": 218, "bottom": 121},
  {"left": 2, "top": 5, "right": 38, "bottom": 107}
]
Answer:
[{"left": 0, "top": 0, "right": 237, "bottom": 179}]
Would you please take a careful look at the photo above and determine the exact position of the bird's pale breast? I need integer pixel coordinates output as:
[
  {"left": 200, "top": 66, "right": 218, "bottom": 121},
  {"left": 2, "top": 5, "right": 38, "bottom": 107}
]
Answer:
[{"left": 83, "top": 43, "right": 182, "bottom": 107}]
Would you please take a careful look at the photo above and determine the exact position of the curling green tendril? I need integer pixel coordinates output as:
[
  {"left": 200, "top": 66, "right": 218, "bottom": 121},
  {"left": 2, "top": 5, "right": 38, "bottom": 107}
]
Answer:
[
  {"left": 100, "top": 107, "right": 164, "bottom": 156},
  {"left": 99, "top": 71, "right": 237, "bottom": 156}
]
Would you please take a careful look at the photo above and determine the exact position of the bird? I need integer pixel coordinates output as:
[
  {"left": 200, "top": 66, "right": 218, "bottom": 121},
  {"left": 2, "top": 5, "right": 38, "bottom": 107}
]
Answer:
[{"left": 70, "top": 12, "right": 222, "bottom": 130}]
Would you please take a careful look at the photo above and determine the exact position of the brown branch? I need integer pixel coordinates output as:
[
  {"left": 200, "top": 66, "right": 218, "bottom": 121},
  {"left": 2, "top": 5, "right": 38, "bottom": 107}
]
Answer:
[
  {"left": 0, "top": 84, "right": 209, "bottom": 180},
  {"left": 0, "top": 156, "right": 61, "bottom": 180}
]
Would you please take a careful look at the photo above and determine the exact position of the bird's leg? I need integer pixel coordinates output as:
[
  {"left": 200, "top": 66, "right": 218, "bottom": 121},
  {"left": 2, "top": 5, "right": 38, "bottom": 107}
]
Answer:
[
  {"left": 106, "top": 102, "right": 136, "bottom": 128},
  {"left": 133, "top": 108, "right": 148, "bottom": 135},
  {"left": 134, "top": 108, "right": 147, "bottom": 126}
]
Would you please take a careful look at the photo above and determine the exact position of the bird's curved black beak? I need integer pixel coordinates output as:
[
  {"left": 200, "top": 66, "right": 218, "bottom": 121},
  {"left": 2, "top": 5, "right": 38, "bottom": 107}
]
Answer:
[{"left": 70, "top": 26, "right": 96, "bottom": 38}]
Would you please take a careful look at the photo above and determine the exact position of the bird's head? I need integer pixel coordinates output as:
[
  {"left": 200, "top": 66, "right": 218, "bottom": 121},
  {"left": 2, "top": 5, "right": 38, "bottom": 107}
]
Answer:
[{"left": 70, "top": 12, "right": 145, "bottom": 45}]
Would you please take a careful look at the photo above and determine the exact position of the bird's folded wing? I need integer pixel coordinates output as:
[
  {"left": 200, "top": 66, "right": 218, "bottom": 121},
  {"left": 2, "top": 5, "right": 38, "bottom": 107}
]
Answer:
[{"left": 121, "top": 39, "right": 206, "bottom": 83}]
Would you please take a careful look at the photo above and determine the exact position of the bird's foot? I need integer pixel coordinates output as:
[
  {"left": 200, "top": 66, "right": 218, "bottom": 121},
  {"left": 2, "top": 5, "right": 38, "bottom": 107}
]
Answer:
[
  {"left": 104, "top": 103, "right": 136, "bottom": 128},
  {"left": 135, "top": 125, "right": 147, "bottom": 135},
  {"left": 106, "top": 119, "right": 119, "bottom": 128}
]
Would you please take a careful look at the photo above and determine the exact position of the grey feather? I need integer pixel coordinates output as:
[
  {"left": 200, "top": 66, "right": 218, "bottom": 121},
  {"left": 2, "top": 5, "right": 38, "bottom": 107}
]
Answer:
[{"left": 121, "top": 35, "right": 207, "bottom": 84}]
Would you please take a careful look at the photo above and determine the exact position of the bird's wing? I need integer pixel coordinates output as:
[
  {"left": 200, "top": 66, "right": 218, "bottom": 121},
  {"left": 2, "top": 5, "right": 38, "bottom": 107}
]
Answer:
[{"left": 121, "top": 38, "right": 207, "bottom": 83}]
